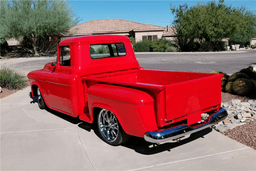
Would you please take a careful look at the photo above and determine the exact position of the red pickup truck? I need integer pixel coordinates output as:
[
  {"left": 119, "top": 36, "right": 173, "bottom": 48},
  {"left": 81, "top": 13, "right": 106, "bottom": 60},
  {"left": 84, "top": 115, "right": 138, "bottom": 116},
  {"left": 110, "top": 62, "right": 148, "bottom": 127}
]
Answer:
[{"left": 28, "top": 35, "right": 227, "bottom": 145}]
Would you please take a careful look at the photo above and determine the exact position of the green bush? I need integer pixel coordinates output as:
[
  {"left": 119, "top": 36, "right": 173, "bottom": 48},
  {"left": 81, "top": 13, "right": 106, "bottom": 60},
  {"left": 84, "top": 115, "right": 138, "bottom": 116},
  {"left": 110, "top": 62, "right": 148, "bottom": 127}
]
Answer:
[
  {"left": 152, "top": 39, "right": 174, "bottom": 52},
  {"left": 198, "top": 41, "right": 226, "bottom": 52},
  {"left": 129, "top": 37, "right": 136, "bottom": 45},
  {"left": 133, "top": 40, "right": 153, "bottom": 52},
  {"left": 133, "top": 39, "right": 175, "bottom": 52},
  {"left": 0, "top": 39, "right": 9, "bottom": 56},
  {"left": 0, "top": 67, "right": 25, "bottom": 89},
  {"left": 166, "top": 46, "right": 177, "bottom": 52}
]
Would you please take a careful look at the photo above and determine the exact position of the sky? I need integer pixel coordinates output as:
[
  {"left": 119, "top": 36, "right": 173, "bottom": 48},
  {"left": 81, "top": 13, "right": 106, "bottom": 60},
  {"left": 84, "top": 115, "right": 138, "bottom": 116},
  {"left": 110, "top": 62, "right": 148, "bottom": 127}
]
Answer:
[{"left": 69, "top": 0, "right": 256, "bottom": 27}]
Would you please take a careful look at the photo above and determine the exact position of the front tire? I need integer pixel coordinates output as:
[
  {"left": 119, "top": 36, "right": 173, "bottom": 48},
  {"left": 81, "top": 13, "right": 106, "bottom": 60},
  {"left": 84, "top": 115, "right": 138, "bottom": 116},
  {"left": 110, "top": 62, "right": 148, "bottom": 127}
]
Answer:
[
  {"left": 37, "top": 88, "right": 46, "bottom": 109},
  {"left": 97, "top": 109, "right": 129, "bottom": 146}
]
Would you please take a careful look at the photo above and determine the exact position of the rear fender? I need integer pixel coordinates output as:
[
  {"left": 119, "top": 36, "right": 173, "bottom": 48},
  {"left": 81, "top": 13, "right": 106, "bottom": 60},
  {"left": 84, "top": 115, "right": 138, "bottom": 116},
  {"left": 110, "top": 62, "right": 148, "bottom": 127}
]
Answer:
[{"left": 87, "top": 84, "right": 158, "bottom": 137}]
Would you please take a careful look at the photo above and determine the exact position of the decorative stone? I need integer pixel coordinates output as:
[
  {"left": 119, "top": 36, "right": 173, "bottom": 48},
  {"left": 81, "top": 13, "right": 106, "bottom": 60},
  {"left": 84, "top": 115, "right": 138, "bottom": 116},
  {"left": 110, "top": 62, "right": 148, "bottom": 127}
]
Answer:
[
  {"left": 231, "top": 99, "right": 241, "bottom": 105},
  {"left": 215, "top": 125, "right": 230, "bottom": 132},
  {"left": 214, "top": 99, "right": 256, "bottom": 132},
  {"left": 242, "top": 112, "right": 252, "bottom": 118},
  {"left": 248, "top": 99, "right": 256, "bottom": 105},
  {"left": 223, "top": 119, "right": 229, "bottom": 125},
  {"left": 234, "top": 113, "right": 242, "bottom": 119},
  {"left": 241, "top": 102, "right": 251, "bottom": 108},
  {"left": 222, "top": 102, "right": 232, "bottom": 108}
]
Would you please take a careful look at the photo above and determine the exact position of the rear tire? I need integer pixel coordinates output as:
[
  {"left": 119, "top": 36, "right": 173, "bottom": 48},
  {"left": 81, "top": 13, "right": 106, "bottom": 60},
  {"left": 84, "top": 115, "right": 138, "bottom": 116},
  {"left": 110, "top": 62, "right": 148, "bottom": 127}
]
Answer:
[
  {"left": 37, "top": 88, "right": 46, "bottom": 109},
  {"left": 97, "top": 108, "right": 129, "bottom": 146}
]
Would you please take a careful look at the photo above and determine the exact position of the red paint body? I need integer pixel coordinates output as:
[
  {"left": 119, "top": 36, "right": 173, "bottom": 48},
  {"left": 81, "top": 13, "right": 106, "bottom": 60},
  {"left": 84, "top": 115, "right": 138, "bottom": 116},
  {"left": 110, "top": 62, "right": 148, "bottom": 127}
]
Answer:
[{"left": 28, "top": 35, "right": 222, "bottom": 138}]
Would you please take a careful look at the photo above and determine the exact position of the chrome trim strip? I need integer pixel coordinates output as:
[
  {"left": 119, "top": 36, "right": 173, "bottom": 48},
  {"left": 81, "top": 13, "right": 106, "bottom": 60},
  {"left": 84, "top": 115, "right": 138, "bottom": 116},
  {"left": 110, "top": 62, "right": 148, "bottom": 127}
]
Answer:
[{"left": 144, "top": 108, "right": 227, "bottom": 144}]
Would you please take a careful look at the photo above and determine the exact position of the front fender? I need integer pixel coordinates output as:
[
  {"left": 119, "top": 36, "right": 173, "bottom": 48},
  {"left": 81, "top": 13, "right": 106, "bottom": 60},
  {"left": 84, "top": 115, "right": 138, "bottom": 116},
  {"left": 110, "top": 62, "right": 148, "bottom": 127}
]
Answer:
[{"left": 87, "top": 84, "right": 158, "bottom": 137}]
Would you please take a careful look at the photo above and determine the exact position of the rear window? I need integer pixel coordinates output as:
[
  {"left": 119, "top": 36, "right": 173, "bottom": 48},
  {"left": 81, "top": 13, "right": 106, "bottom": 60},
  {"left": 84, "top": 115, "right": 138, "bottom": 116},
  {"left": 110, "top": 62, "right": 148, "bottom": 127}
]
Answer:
[{"left": 90, "top": 43, "right": 127, "bottom": 59}]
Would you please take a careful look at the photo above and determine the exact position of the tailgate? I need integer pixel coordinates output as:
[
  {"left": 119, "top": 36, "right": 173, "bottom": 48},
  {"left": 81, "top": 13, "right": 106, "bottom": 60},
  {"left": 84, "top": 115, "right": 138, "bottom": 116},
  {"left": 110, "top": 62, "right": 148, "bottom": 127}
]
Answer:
[{"left": 165, "top": 74, "right": 222, "bottom": 125}]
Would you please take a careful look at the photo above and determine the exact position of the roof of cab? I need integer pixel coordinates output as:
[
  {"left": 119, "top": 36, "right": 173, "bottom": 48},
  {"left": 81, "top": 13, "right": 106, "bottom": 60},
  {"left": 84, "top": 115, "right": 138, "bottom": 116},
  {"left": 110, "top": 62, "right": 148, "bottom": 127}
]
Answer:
[{"left": 59, "top": 35, "right": 130, "bottom": 45}]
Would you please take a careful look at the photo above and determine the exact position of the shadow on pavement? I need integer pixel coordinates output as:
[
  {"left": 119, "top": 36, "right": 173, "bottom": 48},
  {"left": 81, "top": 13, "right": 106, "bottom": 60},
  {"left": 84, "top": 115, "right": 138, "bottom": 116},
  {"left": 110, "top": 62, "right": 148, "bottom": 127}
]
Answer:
[
  {"left": 30, "top": 98, "right": 212, "bottom": 155},
  {"left": 122, "top": 128, "right": 212, "bottom": 155}
]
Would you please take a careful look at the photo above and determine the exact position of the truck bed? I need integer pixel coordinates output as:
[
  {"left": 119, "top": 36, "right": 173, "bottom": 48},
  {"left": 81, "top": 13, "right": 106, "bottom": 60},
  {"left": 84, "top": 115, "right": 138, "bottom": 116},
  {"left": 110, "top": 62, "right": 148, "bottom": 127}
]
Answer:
[{"left": 84, "top": 69, "right": 222, "bottom": 127}]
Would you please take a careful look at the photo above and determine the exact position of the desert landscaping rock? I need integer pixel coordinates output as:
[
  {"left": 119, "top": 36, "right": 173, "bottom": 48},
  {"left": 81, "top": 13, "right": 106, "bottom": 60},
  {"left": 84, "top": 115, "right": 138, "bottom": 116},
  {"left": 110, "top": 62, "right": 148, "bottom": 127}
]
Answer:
[{"left": 215, "top": 99, "right": 256, "bottom": 132}]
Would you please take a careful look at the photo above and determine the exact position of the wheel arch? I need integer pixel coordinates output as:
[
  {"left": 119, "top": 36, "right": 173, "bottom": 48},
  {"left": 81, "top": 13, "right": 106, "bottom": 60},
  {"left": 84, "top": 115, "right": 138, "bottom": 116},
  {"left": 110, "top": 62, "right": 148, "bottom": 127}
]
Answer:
[
  {"left": 91, "top": 104, "right": 126, "bottom": 132},
  {"left": 87, "top": 84, "right": 158, "bottom": 137}
]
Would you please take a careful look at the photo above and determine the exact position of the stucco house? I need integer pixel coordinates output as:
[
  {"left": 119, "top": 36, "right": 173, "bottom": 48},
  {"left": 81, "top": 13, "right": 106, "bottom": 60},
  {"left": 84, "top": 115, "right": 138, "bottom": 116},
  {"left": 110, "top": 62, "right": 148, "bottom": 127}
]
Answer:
[{"left": 67, "top": 19, "right": 174, "bottom": 42}]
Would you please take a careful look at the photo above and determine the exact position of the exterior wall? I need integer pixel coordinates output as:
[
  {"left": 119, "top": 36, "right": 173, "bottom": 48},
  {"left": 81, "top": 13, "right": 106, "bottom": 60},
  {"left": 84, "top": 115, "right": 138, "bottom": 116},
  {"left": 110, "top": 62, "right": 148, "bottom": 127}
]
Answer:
[
  {"left": 251, "top": 38, "right": 256, "bottom": 46},
  {"left": 163, "top": 36, "right": 176, "bottom": 42},
  {"left": 135, "top": 31, "right": 164, "bottom": 42},
  {"left": 6, "top": 37, "right": 23, "bottom": 46}
]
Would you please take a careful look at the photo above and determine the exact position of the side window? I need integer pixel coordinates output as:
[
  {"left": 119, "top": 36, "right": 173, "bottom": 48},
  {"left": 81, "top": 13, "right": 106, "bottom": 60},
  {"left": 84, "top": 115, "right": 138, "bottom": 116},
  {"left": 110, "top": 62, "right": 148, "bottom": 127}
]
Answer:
[
  {"left": 59, "top": 46, "right": 71, "bottom": 66},
  {"left": 90, "top": 43, "right": 126, "bottom": 59}
]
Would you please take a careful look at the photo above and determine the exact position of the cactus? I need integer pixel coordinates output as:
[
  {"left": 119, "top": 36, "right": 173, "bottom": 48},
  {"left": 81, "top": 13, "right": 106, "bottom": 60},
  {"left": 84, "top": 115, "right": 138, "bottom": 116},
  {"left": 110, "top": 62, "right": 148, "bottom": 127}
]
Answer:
[
  {"left": 251, "top": 79, "right": 256, "bottom": 94},
  {"left": 228, "top": 72, "right": 249, "bottom": 82},
  {"left": 232, "top": 78, "right": 253, "bottom": 96},
  {"left": 239, "top": 67, "right": 256, "bottom": 80},
  {"left": 212, "top": 71, "right": 229, "bottom": 91},
  {"left": 225, "top": 82, "right": 233, "bottom": 93}
]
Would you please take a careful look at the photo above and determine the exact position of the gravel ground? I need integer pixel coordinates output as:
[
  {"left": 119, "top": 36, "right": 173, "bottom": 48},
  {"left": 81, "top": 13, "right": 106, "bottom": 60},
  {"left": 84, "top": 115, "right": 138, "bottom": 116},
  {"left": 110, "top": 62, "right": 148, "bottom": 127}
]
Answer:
[
  {"left": 221, "top": 92, "right": 256, "bottom": 150},
  {"left": 223, "top": 119, "right": 256, "bottom": 150}
]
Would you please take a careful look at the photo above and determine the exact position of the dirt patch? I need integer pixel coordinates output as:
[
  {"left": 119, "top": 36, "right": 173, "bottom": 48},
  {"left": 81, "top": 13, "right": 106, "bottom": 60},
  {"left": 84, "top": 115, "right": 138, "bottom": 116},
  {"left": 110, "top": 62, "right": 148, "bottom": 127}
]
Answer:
[
  {"left": 0, "top": 77, "right": 30, "bottom": 99},
  {"left": 221, "top": 92, "right": 251, "bottom": 102},
  {"left": 223, "top": 119, "right": 256, "bottom": 150}
]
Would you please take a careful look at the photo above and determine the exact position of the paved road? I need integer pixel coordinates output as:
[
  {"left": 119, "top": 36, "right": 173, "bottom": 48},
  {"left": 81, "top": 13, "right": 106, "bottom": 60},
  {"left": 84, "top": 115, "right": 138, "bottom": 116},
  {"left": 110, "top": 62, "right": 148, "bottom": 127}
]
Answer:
[
  {"left": 1, "top": 51, "right": 256, "bottom": 170},
  {"left": 137, "top": 50, "right": 256, "bottom": 74},
  {"left": 1, "top": 49, "right": 255, "bottom": 76}
]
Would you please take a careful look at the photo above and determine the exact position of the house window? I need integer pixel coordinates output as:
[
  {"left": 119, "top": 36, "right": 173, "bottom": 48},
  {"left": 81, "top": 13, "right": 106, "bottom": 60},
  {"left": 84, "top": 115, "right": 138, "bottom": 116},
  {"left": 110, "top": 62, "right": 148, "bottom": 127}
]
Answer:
[{"left": 142, "top": 35, "right": 158, "bottom": 41}]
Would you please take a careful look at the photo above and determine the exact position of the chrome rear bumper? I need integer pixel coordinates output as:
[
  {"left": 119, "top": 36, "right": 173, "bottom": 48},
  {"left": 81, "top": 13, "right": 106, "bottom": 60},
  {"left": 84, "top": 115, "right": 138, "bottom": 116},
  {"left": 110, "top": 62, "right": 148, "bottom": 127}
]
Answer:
[{"left": 144, "top": 108, "right": 227, "bottom": 144}]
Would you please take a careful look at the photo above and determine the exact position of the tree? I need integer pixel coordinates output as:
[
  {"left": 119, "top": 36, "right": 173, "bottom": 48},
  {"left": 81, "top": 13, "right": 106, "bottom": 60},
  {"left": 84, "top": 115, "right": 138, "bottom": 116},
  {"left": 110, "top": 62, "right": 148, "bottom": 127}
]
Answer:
[
  {"left": 171, "top": 0, "right": 256, "bottom": 51},
  {"left": 229, "top": 11, "right": 256, "bottom": 46},
  {"left": 0, "top": 0, "right": 79, "bottom": 56}
]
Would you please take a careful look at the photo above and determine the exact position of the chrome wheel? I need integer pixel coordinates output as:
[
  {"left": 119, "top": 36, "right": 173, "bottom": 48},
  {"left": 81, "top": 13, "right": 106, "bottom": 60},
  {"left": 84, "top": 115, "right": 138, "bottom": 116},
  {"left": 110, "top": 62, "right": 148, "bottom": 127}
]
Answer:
[{"left": 98, "top": 109, "right": 119, "bottom": 142}]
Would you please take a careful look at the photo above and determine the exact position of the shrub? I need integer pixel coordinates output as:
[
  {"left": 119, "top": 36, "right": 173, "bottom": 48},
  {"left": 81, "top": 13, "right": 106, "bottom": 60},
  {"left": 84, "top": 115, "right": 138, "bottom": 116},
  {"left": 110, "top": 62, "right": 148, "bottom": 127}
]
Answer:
[
  {"left": 129, "top": 37, "right": 136, "bottom": 45},
  {"left": 133, "top": 40, "right": 153, "bottom": 52},
  {"left": 0, "top": 39, "right": 9, "bottom": 56},
  {"left": 166, "top": 46, "right": 177, "bottom": 52},
  {"left": 152, "top": 39, "right": 173, "bottom": 52},
  {"left": 133, "top": 39, "right": 175, "bottom": 52},
  {"left": 0, "top": 67, "right": 25, "bottom": 89}
]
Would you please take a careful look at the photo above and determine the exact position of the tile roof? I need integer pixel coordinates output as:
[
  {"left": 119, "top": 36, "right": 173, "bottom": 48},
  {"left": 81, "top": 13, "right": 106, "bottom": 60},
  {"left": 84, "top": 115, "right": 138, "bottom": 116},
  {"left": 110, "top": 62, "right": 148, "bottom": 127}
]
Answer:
[{"left": 69, "top": 19, "right": 166, "bottom": 35}]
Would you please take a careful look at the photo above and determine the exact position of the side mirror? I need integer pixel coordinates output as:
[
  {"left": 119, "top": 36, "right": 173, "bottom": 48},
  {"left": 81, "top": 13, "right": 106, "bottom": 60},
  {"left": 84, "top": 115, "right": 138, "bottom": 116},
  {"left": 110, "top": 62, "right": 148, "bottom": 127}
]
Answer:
[{"left": 51, "top": 62, "right": 56, "bottom": 66}]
